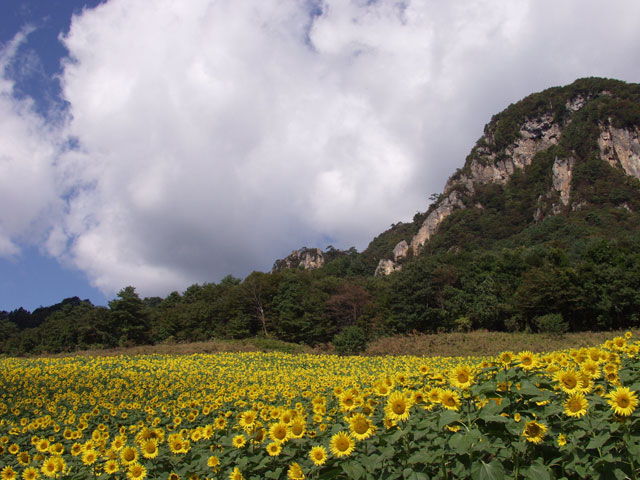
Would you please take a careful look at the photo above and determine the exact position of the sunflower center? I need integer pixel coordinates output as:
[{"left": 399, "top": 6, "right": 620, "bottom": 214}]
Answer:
[
  {"left": 354, "top": 420, "right": 368, "bottom": 434},
  {"left": 336, "top": 438, "right": 349, "bottom": 451},
  {"left": 392, "top": 401, "right": 406, "bottom": 414}
]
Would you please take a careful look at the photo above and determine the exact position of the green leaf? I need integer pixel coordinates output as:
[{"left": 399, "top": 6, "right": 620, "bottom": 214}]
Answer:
[
  {"left": 438, "top": 410, "right": 461, "bottom": 429},
  {"left": 449, "top": 432, "right": 473, "bottom": 454},
  {"left": 264, "top": 467, "right": 283, "bottom": 479},
  {"left": 587, "top": 433, "right": 610, "bottom": 450},
  {"left": 470, "top": 459, "right": 505, "bottom": 480},
  {"left": 524, "top": 462, "right": 551, "bottom": 480},
  {"left": 408, "top": 452, "right": 435, "bottom": 466},
  {"left": 342, "top": 461, "right": 366, "bottom": 480}
]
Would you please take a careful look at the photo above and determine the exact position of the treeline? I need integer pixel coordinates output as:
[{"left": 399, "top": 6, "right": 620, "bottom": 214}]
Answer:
[{"left": 2, "top": 227, "right": 640, "bottom": 356}]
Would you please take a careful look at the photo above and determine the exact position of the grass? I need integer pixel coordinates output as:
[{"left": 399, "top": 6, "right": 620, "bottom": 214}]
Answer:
[
  {"left": 31, "top": 328, "right": 639, "bottom": 358},
  {"left": 364, "top": 328, "right": 640, "bottom": 357}
]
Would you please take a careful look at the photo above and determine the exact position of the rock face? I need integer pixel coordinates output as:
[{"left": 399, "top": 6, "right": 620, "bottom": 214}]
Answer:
[
  {"left": 598, "top": 123, "right": 640, "bottom": 181},
  {"left": 272, "top": 248, "right": 324, "bottom": 272}
]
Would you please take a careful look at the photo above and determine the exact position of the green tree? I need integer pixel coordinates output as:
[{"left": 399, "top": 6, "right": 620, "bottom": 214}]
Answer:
[{"left": 109, "top": 286, "right": 151, "bottom": 346}]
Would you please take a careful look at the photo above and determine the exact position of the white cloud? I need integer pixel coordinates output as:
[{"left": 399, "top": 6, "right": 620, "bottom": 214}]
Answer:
[
  {"left": 2, "top": 0, "right": 640, "bottom": 298},
  {"left": 0, "top": 29, "right": 61, "bottom": 258}
]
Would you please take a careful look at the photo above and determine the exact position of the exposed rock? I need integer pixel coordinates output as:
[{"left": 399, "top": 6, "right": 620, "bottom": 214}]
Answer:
[
  {"left": 566, "top": 95, "right": 588, "bottom": 112},
  {"left": 407, "top": 116, "right": 561, "bottom": 258},
  {"left": 552, "top": 156, "right": 575, "bottom": 207},
  {"left": 410, "top": 191, "right": 465, "bottom": 255},
  {"left": 374, "top": 258, "right": 401, "bottom": 276},
  {"left": 598, "top": 123, "right": 640, "bottom": 180},
  {"left": 272, "top": 247, "right": 324, "bottom": 272},
  {"left": 392, "top": 240, "right": 409, "bottom": 261}
]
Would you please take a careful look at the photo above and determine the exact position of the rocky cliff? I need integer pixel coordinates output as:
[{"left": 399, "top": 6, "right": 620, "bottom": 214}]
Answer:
[
  {"left": 375, "top": 78, "right": 640, "bottom": 275},
  {"left": 272, "top": 247, "right": 325, "bottom": 272}
]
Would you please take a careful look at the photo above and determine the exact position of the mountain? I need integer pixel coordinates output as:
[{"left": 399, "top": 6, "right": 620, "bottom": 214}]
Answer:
[{"left": 368, "top": 77, "right": 640, "bottom": 275}]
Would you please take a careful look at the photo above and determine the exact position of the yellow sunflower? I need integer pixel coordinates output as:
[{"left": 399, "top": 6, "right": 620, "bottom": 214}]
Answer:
[
  {"left": 329, "top": 431, "right": 355, "bottom": 458},
  {"left": 385, "top": 391, "right": 413, "bottom": 422},
  {"left": 120, "top": 446, "right": 138, "bottom": 465},
  {"left": 232, "top": 435, "right": 246, "bottom": 449},
  {"left": 21, "top": 467, "right": 39, "bottom": 480},
  {"left": 607, "top": 386, "right": 638, "bottom": 416},
  {"left": 0, "top": 466, "right": 17, "bottom": 480},
  {"left": 104, "top": 460, "right": 119, "bottom": 475},
  {"left": 287, "top": 463, "right": 305, "bottom": 480},
  {"left": 517, "top": 351, "right": 538, "bottom": 370},
  {"left": 266, "top": 442, "right": 282, "bottom": 456},
  {"left": 450, "top": 365, "right": 474, "bottom": 390},
  {"left": 439, "top": 389, "right": 461, "bottom": 411},
  {"left": 309, "top": 445, "right": 327, "bottom": 466},
  {"left": 554, "top": 370, "right": 580, "bottom": 394},
  {"left": 127, "top": 463, "right": 146, "bottom": 480},
  {"left": 564, "top": 392, "right": 588, "bottom": 417},
  {"left": 348, "top": 413, "right": 375, "bottom": 441},
  {"left": 229, "top": 467, "right": 244, "bottom": 480},
  {"left": 269, "top": 422, "right": 289, "bottom": 444},
  {"left": 522, "top": 421, "right": 547, "bottom": 444}
]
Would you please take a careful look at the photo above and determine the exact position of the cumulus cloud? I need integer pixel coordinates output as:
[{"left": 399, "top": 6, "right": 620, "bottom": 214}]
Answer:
[
  {"left": 2, "top": 0, "right": 640, "bottom": 298},
  {"left": 0, "top": 29, "right": 61, "bottom": 258}
]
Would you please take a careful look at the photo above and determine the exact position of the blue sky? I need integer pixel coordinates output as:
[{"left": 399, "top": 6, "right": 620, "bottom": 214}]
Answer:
[
  {"left": 1, "top": 0, "right": 640, "bottom": 313},
  {"left": 1, "top": 0, "right": 107, "bottom": 311}
]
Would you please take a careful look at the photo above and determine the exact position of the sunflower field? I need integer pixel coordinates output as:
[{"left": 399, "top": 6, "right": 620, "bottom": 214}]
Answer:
[{"left": 1, "top": 334, "right": 639, "bottom": 480}]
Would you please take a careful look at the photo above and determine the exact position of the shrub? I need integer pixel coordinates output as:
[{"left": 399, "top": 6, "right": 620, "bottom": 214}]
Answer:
[
  {"left": 535, "top": 313, "right": 569, "bottom": 336},
  {"left": 332, "top": 326, "right": 367, "bottom": 356}
]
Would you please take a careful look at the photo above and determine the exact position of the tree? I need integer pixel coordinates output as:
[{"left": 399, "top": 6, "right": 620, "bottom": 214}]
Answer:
[{"left": 109, "top": 286, "right": 151, "bottom": 346}]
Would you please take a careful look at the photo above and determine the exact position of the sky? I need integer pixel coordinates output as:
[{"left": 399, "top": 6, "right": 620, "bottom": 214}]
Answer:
[{"left": 1, "top": 0, "right": 640, "bottom": 312}]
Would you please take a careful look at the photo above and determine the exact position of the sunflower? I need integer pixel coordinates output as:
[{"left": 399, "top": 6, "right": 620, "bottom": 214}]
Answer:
[
  {"left": 21, "top": 467, "right": 39, "bottom": 480},
  {"left": 426, "top": 388, "right": 442, "bottom": 404},
  {"left": 439, "top": 389, "right": 461, "bottom": 411},
  {"left": 104, "top": 460, "right": 119, "bottom": 475},
  {"left": 330, "top": 432, "right": 355, "bottom": 458},
  {"left": 40, "top": 458, "right": 57, "bottom": 478},
  {"left": 127, "top": 463, "right": 146, "bottom": 480},
  {"left": 17, "top": 451, "right": 30, "bottom": 466},
  {"left": 70, "top": 443, "right": 83, "bottom": 456},
  {"left": 238, "top": 411, "right": 258, "bottom": 432},
  {"left": 557, "top": 433, "right": 567, "bottom": 447},
  {"left": 607, "top": 386, "right": 638, "bottom": 416},
  {"left": 500, "top": 351, "right": 515, "bottom": 365},
  {"left": 373, "top": 382, "right": 390, "bottom": 396},
  {"left": 82, "top": 448, "right": 98, "bottom": 466},
  {"left": 36, "top": 439, "right": 50, "bottom": 453},
  {"left": 228, "top": 467, "right": 244, "bottom": 480},
  {"left": 266, "top": 442, "right": 282, "bottom": 456},
  {"left": 0, "top": 466, "right": 17, "bottom": 480},
  {"left": 214, "top": 417, "right": 227, "bottom": 430},
  {"left": 140, "top": 439, "right": 158, "bottom": 459},
  {"left": 564, "top": 393, "right": 588, "bottom": 417},
  {"left": 385, "top": 391, "right": 413, "bottom": 422},
  {"left": 207, "top": 455, "right": 220, "bottom": 468},
  {"left": 309, "top": 445, "right": 327, "bottom": 466},
  {"left": 522, "top": 421, "right": 547, "bottom": 444},
  {"left": 289, "top": 418, "right": 306, "bottom": 438},
  {"left": 339, "top": 392, "right": 358, "bottom": 412},
  {"left": 232, "top": 435, "right": 246, "bottom": 449},
  {"left": 120, "top": 446, "right": 138, "bottom": 465},
  {"left": 581, "top": 360, "right": 601, "bottom": 379},
  {"left": 287, "top": 463, "right": 305, "bottom": 480},
  {"left": 269, "top": 422, "right": 289, "bottom": 444},
  {"left": 450, "top": 365, "right": 474, "bottom": 390},
  {"left": 554, "top": 370, "right": 580, "bottom": 394},
  {"left": 517, "top": 351, "right": 538, "bottom": 370},
  {"left": 348, "top": 413, "right": 375, "bottom": 441}
]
